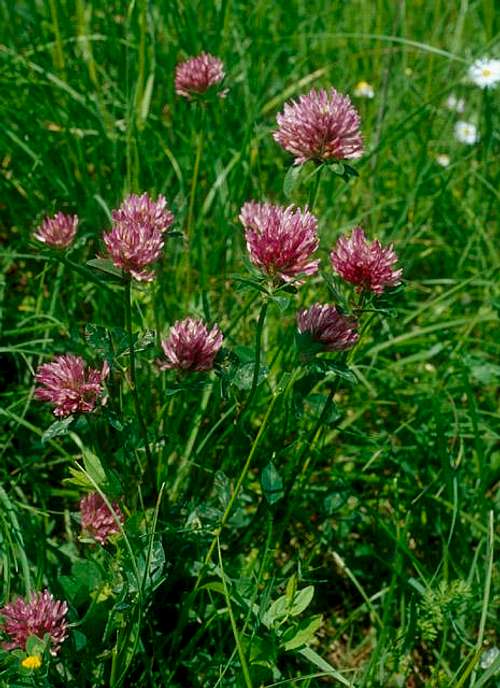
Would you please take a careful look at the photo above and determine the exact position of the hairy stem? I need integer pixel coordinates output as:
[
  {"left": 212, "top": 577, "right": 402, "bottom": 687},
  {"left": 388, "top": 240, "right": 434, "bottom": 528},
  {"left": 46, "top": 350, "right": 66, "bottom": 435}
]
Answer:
[
  {"left": 124, "top": 278, "right": 155, "bottom": 491},
  {"left": 245, "top": 299, "right": 268, "bottom": 410}
]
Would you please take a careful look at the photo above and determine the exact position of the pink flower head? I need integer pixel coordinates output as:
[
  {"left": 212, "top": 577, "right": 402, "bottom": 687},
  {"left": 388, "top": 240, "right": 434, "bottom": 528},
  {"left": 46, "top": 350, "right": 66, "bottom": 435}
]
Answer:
[
  {"left": 159, "top": 317, "right": 223, "bottom": 372},
  {"left": 239, "top": 201, "right": 320, "bottom": 283},
  {"left": 35, "top": 354, "right": 109, "bottom": 418},
  {"left": 34, "top": 212, "right": 78, "bottom": 249},
  {"left": 274, "top": 88, "right": 363, "bottom": 165},
  {"left": 175, "top": 52, "right": 225, "bottom": 99},
  {"left": 0, "top": 590, "right": 68, "bottom": 654},
  {"left": 297, "top": 304, "right": 359, "bottom": 351},
  {"left": 103, "top": 193, "right": 174, "bottom": 282},
  {"left": 330, "top": 227, "right": 402, "bottom": 295},
  {"left": 80, "top": 492, "right": 124, "bottom": 545}
]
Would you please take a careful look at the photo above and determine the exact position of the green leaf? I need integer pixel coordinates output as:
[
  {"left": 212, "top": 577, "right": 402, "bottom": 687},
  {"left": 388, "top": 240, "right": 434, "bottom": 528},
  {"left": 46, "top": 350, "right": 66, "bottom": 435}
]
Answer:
[
  {"left": 298, "top": 646, "right": 352, "bottom": 686},
  {"left": 282, "top": 614, "right": 322, "bottom": 651},
  {"left": 262, "top": 595, "right": 288, "bottom": 627},
  {"left": 72, "top": 630, "right": 87, "bottom": 651},
  {"left": 286, "top": 574, "right": 297, "bottom": 603},
  {"left": 283, "top": 164, "right": 302, "bottom": 198},
  {"left": 82, "top": 449, "right": 107, "bottom": 486},
  {"left": 261, "top": 462, "right": 284, "bottom": 505},
  {"left": 290, "top": 585, "right": 314, "bottom": 616},
  {"left": 63, "top": 466, "right": 94, "bottom": 490},
  {"left": 87, "top": 258, "right": 124, "bottom": 280},
  {"left": 233, "top": 361, "right": 269, "bottom": 391},
  {"left": 25, "top": 634, "right": 47, "bottom": 656},
  {"left": 41, "top": 416, "right": 74, "bottom": 443},
  {"left": 84, "top": 323, "right": 113, "bottom": 358},
  {"left": 200, "top": 581, "right": 225, "bottom": 595}
]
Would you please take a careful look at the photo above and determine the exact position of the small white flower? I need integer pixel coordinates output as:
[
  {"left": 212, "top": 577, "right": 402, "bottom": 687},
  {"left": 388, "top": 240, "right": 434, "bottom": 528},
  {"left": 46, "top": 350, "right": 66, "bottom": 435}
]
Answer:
[
  {"left": 436, "top": 154, "right": 450, "bottom": 167},
  {"left": 445, "top": 94, "right": 465, "bottom": 113},
  {"left": 353, "top": 81, "right": 375, "bottom": 99},
  {"left": 454, "top": 120, "right": 479, "bottom": 145},
  {"left": 480, "top": 646, "right": 499, "bottom": 670},
  {"left": 468, "top": 58, "right": 500, "bottom": 89}
]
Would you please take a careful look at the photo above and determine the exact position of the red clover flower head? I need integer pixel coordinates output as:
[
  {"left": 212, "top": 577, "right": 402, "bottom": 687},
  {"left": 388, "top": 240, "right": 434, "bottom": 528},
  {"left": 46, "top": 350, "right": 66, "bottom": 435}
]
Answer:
[
  {"left": 80, "top": 493, "right": 124, "bottom": 545},
  {"left": 274, "top": 87, "right": 363, "bottom": 165},
  {"left": 159, "top": 317, "right": 224, "bottom": 372},
  {"left": 239, "top": 201, "right": 320, "bottom": 283},
  {"left": 34, "top": 212, "right": 78, "bottom": 249},
  {"left": 103, "top": 193, "right": 174, "bottom": 282},
  {"left": 175, "top": 52, "right": 225, "bottom": 99},
  {"left": 35, "top": 354, "right": 109, "bottom": 418},
  {"left": 0, "top": 590, "right": 68, "bottom": 655},
  {"left": 297, "top": 304, "right": 359, "bottom": 352},
  {"left": 330, "top": 227, "right": 402, "bottom": 295}
]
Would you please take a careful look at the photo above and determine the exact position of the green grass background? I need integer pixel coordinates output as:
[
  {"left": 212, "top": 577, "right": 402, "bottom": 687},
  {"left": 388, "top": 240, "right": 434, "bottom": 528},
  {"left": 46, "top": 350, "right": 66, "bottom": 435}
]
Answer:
[{"left": 0, "top": 1, "right": 498, "bottom": 687}]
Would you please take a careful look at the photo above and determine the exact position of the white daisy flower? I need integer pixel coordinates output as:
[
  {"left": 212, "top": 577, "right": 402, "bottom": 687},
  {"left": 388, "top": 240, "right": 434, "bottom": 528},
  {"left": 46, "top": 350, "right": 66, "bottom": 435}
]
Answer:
[
  {"left": 468, "top": 58, "right": 500, "bottom": 89},
  {"left": 436, "top": 154, "right": 450, "bottom": 167},
  {"left": 445, "top": 94, "right": 465, "bottom": 113},
  {"left": 353, "top": 81, "right": 375, "bottom": 99},
  {"left": 454, "top": 121, "right": 479, "bottom": 145}
]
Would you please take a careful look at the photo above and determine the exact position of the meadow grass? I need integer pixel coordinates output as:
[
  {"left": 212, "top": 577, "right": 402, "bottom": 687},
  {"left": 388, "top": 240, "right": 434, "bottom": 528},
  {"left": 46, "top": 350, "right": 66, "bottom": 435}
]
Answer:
[{"left": 0, "top": 1, "right": 498, "bottom": 686}]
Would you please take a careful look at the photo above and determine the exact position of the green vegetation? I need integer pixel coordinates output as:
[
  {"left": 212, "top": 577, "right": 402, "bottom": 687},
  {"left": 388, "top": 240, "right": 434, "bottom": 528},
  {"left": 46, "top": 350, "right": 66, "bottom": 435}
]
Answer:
[{"left": 0, "top": 1, "right": 498, "bottom": 686}]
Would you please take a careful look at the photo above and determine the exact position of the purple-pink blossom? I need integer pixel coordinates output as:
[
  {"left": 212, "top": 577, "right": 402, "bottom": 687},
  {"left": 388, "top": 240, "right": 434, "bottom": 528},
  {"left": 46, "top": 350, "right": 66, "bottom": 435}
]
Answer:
[
  {"left": 159, "top": 317, "right": 223, "bottom": 372},
  {"left": 239, "top": 201, "right": 320, "bottom": 283},
  {"left": 330, "top": 227, "right": 402, "bottom": 295},
  {"left": 297, "top": 304, "right": 359, "bottom": 351},
  {"left": 35, "top": 354, "right": 109, "bottom": 418},
  {"left": 274, "top": 88, "right": 363, "bottom": 165},
  {"left": 0, "top": 590, "right": 68, "bottom": 654},
  {"left": 103, "top": 193, "right": 174, "bottom": 282},
  {"left": 80, "top": 493, "right": 124, "bottom": 545},
  {"left": 33, "top": 212, "right": 78, "bottom": 249},
  {"left": 175, "top": 52, "right": 225, "bottom": 99}
]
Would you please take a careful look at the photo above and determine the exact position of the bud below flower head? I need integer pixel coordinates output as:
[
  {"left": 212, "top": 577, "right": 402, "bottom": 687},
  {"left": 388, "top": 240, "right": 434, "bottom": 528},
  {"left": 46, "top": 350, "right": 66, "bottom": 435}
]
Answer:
[
  {"left": 159, "top": 317, "right": 224, "bottom": 372},
  {"left": 35, "top": 354, "right": 109, "bottom": 418},
  {"left": 239, "top": 201, "right": 320, "bottom": 284},
  {"left": 0, "top": 590, "right": 68, "bottom": 655},
  {"left": 330, "top": 227, "right": 402, "bottom": 295},
  {"left": 297, "top": 304, "right": 359, "bottom": 352},
  {"left": 103, "top": 193, "right": 174, "bottom": 282},
  {"left": 175, "top": 52, "right": 225, "bottom": 99},
  {"left": 274, "top": 88, "right": 363, "bottom": 165},
  {"left": 34, "top": 212, "right": 78, "bottom": 249},
  {"left": 80, "top": 492, "right": 124, "bottom": 545}
]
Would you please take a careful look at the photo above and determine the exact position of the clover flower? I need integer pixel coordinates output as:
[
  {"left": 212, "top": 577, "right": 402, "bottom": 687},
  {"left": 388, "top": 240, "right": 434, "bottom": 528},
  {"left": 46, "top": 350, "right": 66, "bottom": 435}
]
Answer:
[
  {"left": 330, "top": 227, "right": 402, "bottom": 295},
  {"left": 239, "top": 201, "right": 320, "bottom": 283},
  {"left": 35, "top": 354, "right": 109, "bottom": 418},
  {"left": 80, "top": 493, "right": 124, "bottom": 545},
  {"left": 454, "top": 121, "right": 479, "bottom": 145},
  {"left": 0, "top": 590, "right": 68, "bottom": 655},
  {"left": 159, "top": 317, "right": 223, "bottom": 372},
  {"left": 468, "top": 58, "right": 500, "bottom": 89},
  {"left": 274, "top": 87, "right": 363, "bottom": 165},
  {"left": 175, "top": 52, "right": 225, "bottom": 98},
  {"left": 103, "top": 193, "right": 174, "bottom": 282},
  {"left": 353, "top": 81, "right": 375, "bottom": 99},
  {"left": 33, "top": 212, "right": 78, "bottom": 249},
  {"left": 297, "top": 304, "right": 359, "bottom": 351}
]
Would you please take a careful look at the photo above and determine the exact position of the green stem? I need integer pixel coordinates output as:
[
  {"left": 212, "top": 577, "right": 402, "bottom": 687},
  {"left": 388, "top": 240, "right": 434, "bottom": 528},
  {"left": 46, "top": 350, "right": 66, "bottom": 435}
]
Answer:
[
  {"left": 308, "top": 164, "right": 323, "bottom": 212},
  {"left": 124, "top": 279, "right": 155, "bottom": 491},
  {"left": 217, "top": 539, "right": 254, "bottom": 688},
  {"left": 245, "top": 299, "right": 268, "bottom": 409}
]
